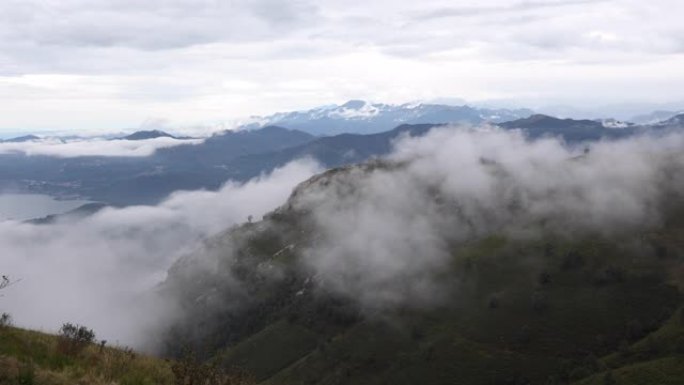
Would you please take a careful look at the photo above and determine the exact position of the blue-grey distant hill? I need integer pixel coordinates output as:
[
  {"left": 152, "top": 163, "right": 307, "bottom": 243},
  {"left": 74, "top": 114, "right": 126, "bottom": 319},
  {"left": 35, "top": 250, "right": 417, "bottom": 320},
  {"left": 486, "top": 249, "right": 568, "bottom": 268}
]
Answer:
[
  {"left": 0, "top": 124, "right": 436, "bottom": 206},
  {"left": 630, "top": 110, "right": 684, "bottom": 125},
  {"left": 2, "top": 111, "right": 683, "bottom": 208},
  {"left": 0, "top": 126, "right": 316, "bottom": 205},
  {"left": 121, "top": 130, "right": 179, "bottom": 141},
  {"left": 500, "top": 113, "right": 680, "bottom": 142},
  {"left": 0, "top": 134, "right": 41, "bottom": 143},
  {"left": 26, "top": 202, "right": 109, "bottom": 225}
]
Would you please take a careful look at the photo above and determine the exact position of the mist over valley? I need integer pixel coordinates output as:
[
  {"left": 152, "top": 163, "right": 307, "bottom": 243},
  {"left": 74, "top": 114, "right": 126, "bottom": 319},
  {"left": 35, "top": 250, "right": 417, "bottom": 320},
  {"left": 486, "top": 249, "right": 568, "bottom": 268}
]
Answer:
[{"left": 2, "top": 1, "right": 684, "bottom": 383}]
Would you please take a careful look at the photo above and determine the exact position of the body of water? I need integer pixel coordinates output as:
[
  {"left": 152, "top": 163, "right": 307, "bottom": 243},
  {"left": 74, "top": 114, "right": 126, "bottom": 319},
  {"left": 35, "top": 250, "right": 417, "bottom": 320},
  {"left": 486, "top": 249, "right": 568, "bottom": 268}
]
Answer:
[{"left": 0, "top": 194, "right": 90, "bottom": 222}]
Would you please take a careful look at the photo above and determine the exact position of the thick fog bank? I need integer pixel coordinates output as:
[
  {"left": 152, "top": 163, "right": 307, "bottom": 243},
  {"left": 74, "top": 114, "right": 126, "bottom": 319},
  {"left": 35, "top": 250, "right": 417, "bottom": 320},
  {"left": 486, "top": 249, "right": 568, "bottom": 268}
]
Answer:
[
  {"left": 0, "top": 160, "right": 320, "bottom": 348},
  {"left": 289, "top": 127, "right": 684, "bottom": 308}
]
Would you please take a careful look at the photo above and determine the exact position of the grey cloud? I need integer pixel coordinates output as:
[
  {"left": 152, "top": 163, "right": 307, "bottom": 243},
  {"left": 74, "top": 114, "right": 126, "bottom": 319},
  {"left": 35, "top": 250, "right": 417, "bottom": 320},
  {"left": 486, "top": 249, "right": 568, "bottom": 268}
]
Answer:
[
  {"left": 379, "top": 0, "right": 684, "bottom": 59},
  {"left": 413, "top": 0, "right": 606, "bottom": 21},
  {"left": 1, "top": 0, "right": 681, "bottom": 66},
  {"left": 0, "top": 0, "right": 680, "bottom": 89},
  {"left": 0, "top": 0, "right": 320, "bottom": 51}
]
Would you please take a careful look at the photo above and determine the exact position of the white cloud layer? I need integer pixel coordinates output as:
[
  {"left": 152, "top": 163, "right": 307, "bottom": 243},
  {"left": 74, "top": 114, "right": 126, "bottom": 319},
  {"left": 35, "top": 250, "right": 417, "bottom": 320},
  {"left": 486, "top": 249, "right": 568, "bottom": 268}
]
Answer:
[
  {"left": 290, "top": 126, "right": 684, "bottom": 308},
  {"left": 0, "top": 137, "right": 203, "bottom": 157},
  {"left": 0, "top": 0, "right": 683, "bottom": 130}
]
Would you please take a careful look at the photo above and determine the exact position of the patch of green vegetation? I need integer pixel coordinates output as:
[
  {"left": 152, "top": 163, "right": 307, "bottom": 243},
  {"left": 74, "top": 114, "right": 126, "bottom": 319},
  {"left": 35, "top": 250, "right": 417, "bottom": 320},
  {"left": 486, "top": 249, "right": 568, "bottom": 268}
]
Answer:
[
  {"left": 256, "top": 230, "right": 681, "bottom": 384},
  {"left": 452, "top": 234, "right": 509, "bottom": 267},
  {"left": 573, "top": 357, "right": 684, "bottom": 385},
  {"left": 0, "top": 326, "right": 174, "bottom": 385},
  {"left": 220, "top": 319, "right": 322, "bottom": 381},
  {"left": 602, "top": 306, "right": 684, "bottom": 369}
]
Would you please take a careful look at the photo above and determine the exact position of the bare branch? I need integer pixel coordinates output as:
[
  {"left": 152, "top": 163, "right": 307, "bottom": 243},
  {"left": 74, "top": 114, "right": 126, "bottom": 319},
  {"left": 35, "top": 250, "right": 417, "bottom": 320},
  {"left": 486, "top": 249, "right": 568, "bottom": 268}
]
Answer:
[{"left": 0, "top": 275, "right": 21, "bottom": 291}]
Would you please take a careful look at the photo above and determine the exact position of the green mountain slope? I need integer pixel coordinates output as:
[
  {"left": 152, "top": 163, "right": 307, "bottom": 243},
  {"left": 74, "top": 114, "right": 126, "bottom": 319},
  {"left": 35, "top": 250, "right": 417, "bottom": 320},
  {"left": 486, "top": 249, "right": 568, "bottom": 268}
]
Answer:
[{"left": 158, "top": 158, "right": 684, "bottom": 385}]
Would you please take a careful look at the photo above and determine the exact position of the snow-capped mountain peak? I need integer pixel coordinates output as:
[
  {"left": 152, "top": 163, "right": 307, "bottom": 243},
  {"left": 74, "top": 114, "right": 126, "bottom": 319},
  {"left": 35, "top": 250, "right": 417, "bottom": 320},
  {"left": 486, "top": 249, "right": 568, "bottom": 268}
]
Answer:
[{"left": 240, "top": 100, "right": 535, "bottom": 136}]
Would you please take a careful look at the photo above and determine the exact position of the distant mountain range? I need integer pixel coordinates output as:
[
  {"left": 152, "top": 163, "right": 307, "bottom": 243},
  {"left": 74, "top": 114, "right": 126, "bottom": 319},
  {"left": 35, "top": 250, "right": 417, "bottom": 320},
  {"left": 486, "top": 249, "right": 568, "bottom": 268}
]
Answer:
[
  {"left": 629, "top": 110, "right": 684, "bottom": 125},
  {"left": 0, "top": 134, "right": 41, "bottom": 143},
  {"left": 26, "top": 202, "right": 109, "bottom": 225},
  {"left": 121, "top": 130, "right": 180, "bottom": 141},
  {"left": 1, "top": 108, "right": 683, "bottom": 209},
  {"left": 0, "top": 126, "right": 317, "bottom": 205},
  {"left": 500, "top": 114, "right": 630, "bottom": 142},
  {"left": 0, "top": 130, "right": 192, "bottom": 143},
  {"left": 241, "top": 100, "right": 535, "bottom": 136},
  {"left": 0, "top": 124, "right": 436, "bottom": 206}
]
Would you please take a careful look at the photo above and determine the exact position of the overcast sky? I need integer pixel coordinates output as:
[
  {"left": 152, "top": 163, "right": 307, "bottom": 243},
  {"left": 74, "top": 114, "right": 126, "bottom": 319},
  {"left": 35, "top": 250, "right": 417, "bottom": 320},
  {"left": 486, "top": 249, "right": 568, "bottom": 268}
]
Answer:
[{"left": 1, "top": 0, "right": 683, "bottom": 132}]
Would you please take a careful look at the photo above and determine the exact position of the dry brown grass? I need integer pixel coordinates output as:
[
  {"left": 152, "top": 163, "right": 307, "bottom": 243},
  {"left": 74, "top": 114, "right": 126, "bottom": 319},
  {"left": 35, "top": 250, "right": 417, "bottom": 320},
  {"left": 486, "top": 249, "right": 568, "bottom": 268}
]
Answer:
[
  {"left": 0, "top": 325, "right": 257, "bottom": 385},
  {"left": 0, "top": 326, "right": 175, "bottom": 385}
]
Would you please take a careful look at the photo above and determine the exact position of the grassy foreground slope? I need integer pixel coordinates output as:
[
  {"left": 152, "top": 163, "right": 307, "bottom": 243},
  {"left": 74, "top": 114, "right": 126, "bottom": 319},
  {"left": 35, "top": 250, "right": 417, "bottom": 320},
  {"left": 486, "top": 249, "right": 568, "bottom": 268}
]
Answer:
[{"left": 0, "top": 326, "right": 173, "bottom": 385}]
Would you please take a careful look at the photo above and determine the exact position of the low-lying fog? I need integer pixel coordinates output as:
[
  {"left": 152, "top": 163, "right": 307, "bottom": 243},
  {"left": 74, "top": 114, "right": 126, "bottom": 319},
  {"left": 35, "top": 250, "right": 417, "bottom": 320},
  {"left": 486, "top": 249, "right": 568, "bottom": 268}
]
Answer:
[
  {"left": 0, "top": 194, "right": 90, "bottom": 222},
  {"left": 1, "top": 124, "right": 683, "bottom": 350}
]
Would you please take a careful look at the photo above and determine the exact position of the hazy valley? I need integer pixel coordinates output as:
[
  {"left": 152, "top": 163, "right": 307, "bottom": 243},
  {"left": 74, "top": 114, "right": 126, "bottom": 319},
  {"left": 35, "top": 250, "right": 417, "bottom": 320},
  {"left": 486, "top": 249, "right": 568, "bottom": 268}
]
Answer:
[
  {"left": 2, "top": 104, "right": 684, "bottom": 384},
  {"left": 2, "top": 1, "right": 684, "bottom": 383}
]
